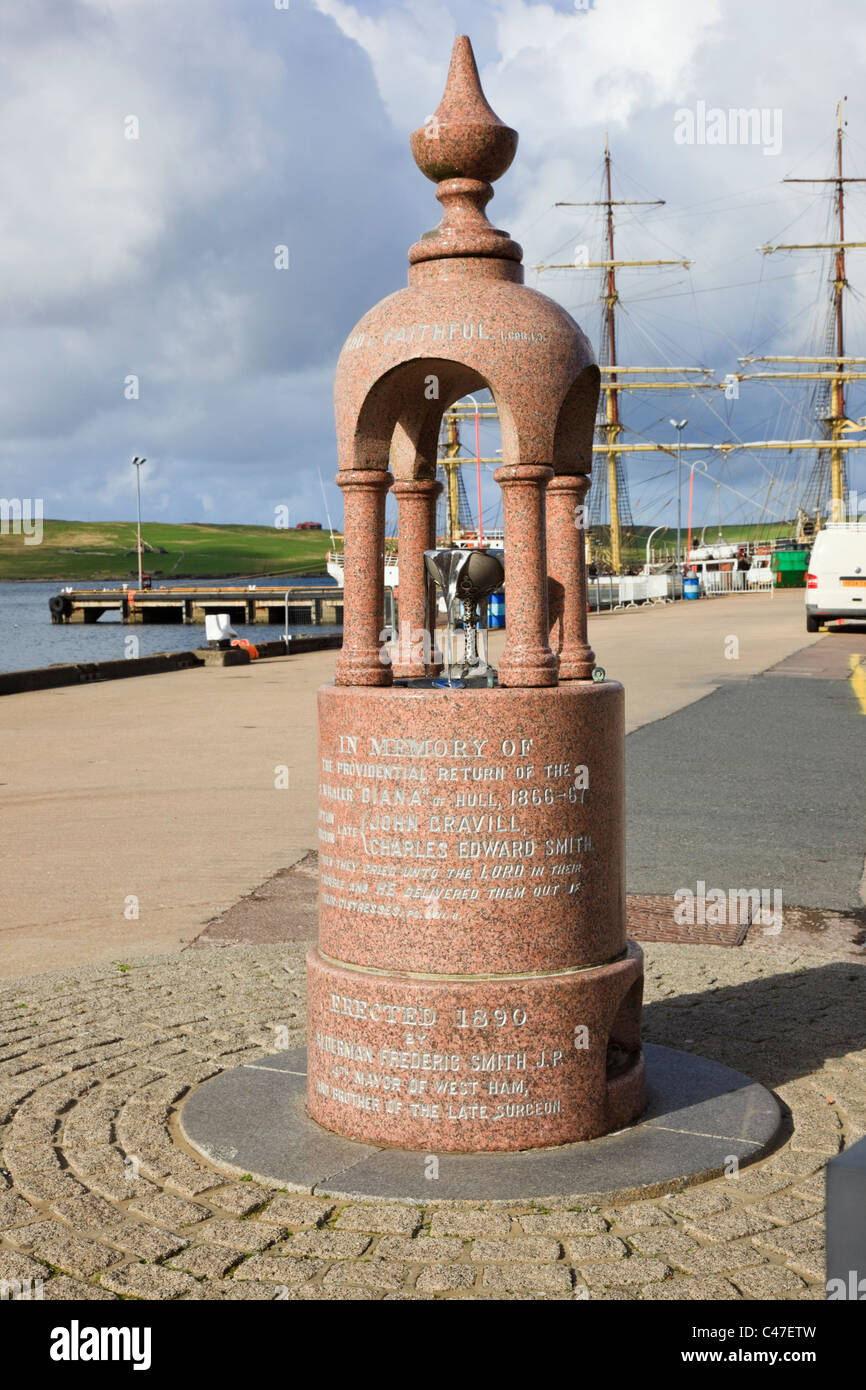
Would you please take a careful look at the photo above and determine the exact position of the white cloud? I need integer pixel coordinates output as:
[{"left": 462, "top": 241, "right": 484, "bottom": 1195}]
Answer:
[{"left": 1, "top": 0, "right": 865, "bottom": 529}]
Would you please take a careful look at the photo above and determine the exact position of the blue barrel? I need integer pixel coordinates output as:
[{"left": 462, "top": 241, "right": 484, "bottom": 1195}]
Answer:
[
  {"left": 488, "top": 591, "right": 505, "bottom": 628},
  {"left": 683, "top": 572, "right": 700, "bottom": 601}
]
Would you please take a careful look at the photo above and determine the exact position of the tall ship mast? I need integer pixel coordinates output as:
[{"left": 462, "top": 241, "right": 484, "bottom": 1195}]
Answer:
[
  {"left": 328, "top": 109, "right": 866, "bottom": 593},
  {"left": 739, "top": 97, "right": 866, "bottom": 535},
  {"left": 535, "top": 138, "right": 717, "bottom": 571}
]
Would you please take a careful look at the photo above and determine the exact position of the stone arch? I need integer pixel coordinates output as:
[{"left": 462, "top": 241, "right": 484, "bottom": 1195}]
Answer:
[
  {"left": 341, "top": 356, "right": 524, "bottom": 682},
  {"left": 345, "top": 356, "right": 522, "bottom": 481}
]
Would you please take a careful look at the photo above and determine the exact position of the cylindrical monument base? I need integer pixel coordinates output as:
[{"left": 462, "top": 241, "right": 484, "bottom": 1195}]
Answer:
[
  {"left": 307, "top": 941, "right": 644, "bottom": 1152},
  {"left": 308, "top": 680, "right": 645, "bottom": 1152}
]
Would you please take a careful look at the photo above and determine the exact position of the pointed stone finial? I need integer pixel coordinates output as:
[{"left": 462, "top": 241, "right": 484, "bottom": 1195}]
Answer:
[{"left": 408, "top": 36, "right": 522, "bottom": 267}]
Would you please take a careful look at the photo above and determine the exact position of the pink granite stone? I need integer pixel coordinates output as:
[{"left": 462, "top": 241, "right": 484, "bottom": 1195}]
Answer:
[
  {"left": 334, "top": 470, "right": 393, "bottom": 687},
  {"left": 547, "top": 473, "right": 596, "bottom": 680},
  {"left": 306, "top": 942, "right": 644, "bottom": 1152},
  {"left": 390, "top": 478, "right": 441, "bottom": 680},
  {"left": 332, "top": 37, "right": 600, "bottom": 672},
  {"left": 316, "top": 682, "right": 625, "bottom": 976},
  {"left": 495, "top": 464, "right": 558, "bottom": 687},
  {"left": 308, "top": 35, "right": 644, "bottom": 1153}
]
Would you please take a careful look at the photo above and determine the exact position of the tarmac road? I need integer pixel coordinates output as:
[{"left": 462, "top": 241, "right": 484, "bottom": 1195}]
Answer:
[{"left": 626, "top": 631, "right": 866, "bottom": 910}]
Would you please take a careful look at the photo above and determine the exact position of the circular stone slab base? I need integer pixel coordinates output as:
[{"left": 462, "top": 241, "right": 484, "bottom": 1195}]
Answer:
[{"left": 179, "top": 1045, "right": 783, "bottom": 1205}]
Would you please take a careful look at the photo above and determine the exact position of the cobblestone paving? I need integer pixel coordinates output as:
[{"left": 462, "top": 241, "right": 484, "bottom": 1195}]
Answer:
[{"left": 1, "top": 941, "right": 863, "bottom": 1301}]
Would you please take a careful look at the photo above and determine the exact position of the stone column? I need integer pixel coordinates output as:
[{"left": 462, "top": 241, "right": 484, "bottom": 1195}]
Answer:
[
  {"left": 334, "top": 468, "right": 393, "bottom": 687},
  {"left": 495, "top": 463, "right": 558, "bottom": 688},
  {"left": 390, "top": 477, "right": 442, "bottom": 680},
  {"left": 546, "top": 472, "right": 596, "bottom": 680}
]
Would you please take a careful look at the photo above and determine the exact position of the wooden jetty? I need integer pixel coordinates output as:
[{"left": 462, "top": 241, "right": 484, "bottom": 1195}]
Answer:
[{"left": 48, "top": 585, "right": 345, "bottom": 626}]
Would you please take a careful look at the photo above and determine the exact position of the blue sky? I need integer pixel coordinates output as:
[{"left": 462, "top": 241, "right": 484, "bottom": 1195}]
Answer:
[{"left": 2, "top": 0, "right": 865, "bottom": 535}]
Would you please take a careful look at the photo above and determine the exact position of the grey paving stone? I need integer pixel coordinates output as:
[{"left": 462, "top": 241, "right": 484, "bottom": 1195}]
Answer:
[
  {"left": 99, "top": 1263, "right": 198, "bottom": 1299},
  {"left": 429, "top": 1211, "right": 511, "bottom": 1238},
  {"left": 683, "top": 1208, "right": 777, "bottom": 1243},
  {"left": 13, "top": 1222, "right": 124, "bottom": 1278},
  {"left": 207, "top": 1184, "right": 271, "bottom": 1217},
  {"left": 374, "top": 1236, "right": 464, "bottom": 1262},
  {"left": 746, "top": 1194, "right": 822, "bottom": 1226},
  {"left": 563, "top": 1235, "right": 629, "bottom": 1262},
  {"left": 48, "top": 1193, "right": 124, "bottom": 1228},
  {"left": 196, "top": 1220, "right": 285, "bottom": 1253},
  {"left": 481, "top": 1264, "right": 573, "bottom": 1294},
  {"left": 642, "top": 1276, "right": 740, "bottom": 1300},
  {"left": 126, "top": 1192, "right": 209, "bottom": 1227},
  {"left": 232, "top": 1254, "right": 319, "bottom": 1286},
  {"left": 519, "top": 1211, "right": 608, "bottom": 1236},
  {"left": 12, "top": 1172, "right": 87, "bottom": 1204},
  {"left": 603, "top": 1202, "right": 675, "bottom": 1231},
  {"left": 322, "top": 1261, "right": 409, "bottom": 1291},
  {"left": 277, "top": 1285, "right": 381, "bottom": 1301},
  {"left": 40, "top": 1274, "right": 117, "bottom": 1300},
  {"left": 0, "top": 1193, "right": 39, "bottom": 1226},
  {"left": 752, "top": 1219, "right": 826, "bottom": 1259},
  {"left": 104, "top": 1223, "right": 189, "bottom": 1261},
  {"left": 627, "top": 1228, "right": 698, "bottom": 1260},
  {"left": 786, "top": 1250, "right": 825, "bottom": 1284},
  {"left": 674, "top": 1244, "right": 767, "bottom": 1275},
  {"left": 166, "top": 1244, "right": 245, "bottom": 1279},
  {"left": 257, "top": 1196, "right": 335, "bottom": 1228},
  {"left": 0, "top": 1249, "right": 49, "bottom": 1283},
  {"left": 335, "top": 1204, "right": 422, "bottom": 1236},
  {"left": 470, "top": 1237, "right": 562, "bottom": 1263},
  {"left": 415, "top": 1264, "right": 476, "bottom": 1292},
  {"left": 658, "top": 1188, "right": 733, "bottom": 1221},
  {"left": 579, "top": 1257, "right": 670, "bottom": 1287},
  {"left": 730, "top": 1265, "right": 807, "bottom": 1297},
  {"left": 286, "top": 1231, "right": 371, "bottom": 1259},
  {"left": 722, "top": 1168, "right": 792, "bottom": 1198}
]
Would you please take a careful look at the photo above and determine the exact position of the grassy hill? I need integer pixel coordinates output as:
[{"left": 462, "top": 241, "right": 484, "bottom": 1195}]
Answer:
[
  {"left": 0, "top": 520, "right": 334, "bottom": 582},
  {"left": 0, "top": 517, "right": 800, "bottom": 583}
]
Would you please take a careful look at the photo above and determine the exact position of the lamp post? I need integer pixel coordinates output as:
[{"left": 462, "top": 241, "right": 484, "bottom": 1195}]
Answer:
[
  {"left": 686, "top": 459, "right": 709, "bottom": 570},
  {"left": 131, "top": 456, "right": 146, "bottom": 589},
  {"left": 643, "top": 524, "right": 668, "bottom": 573},
  {"left": 670, "top": 420, "right": 687, "bottom": 569}
]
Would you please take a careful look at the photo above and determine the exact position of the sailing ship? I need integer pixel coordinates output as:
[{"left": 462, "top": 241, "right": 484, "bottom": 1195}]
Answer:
[{"left": 329, "top": 103, "right": 865, "bottom": 593}]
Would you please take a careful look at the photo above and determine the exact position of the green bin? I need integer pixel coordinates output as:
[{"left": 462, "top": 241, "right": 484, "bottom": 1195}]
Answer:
[{"left": 771, "top": 549, "right": 809, "bottom": 588}]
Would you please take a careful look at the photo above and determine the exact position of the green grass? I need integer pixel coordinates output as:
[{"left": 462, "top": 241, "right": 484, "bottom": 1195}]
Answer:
[
  {"left": 0, "top": 516, "right": 798, "bottom": 582},
  {"left": 0, "top": 519, "right": 335, "bottom": 582}
]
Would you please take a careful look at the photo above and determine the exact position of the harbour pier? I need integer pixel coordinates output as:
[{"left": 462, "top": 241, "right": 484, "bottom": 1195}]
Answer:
[{"left": 48, "top": 584, "right": 345, "bottom": 626}]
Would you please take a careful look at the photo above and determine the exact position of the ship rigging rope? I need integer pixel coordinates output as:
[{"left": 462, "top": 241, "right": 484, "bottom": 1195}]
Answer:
[
  {"left": 536, "top": 141, "right": 865, "bottom": 527},
  {"left": 617, "top": 305, "right": 783, "bottom": 489}
]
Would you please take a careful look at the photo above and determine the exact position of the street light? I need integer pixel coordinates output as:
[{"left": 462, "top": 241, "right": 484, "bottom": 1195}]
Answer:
[
  {"left": 131, "top": 456, "right": 147, "bottom": 589},
  {"left": 643, "top": 524, "right": 668, "bottom": 573},
  {"left": 685, "top": 459, "right": 709, "bottom": 568},
  {"left": 670, "top": 420, "right": 687, "bottom": 568}
]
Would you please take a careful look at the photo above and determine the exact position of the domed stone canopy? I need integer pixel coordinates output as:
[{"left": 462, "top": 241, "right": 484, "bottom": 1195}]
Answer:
[
  {"left": 306, "top": 33, "right": 645, "bottom": 1158},
  {"left": 332, "top": 32, "right": 600, "bottom": 691}
]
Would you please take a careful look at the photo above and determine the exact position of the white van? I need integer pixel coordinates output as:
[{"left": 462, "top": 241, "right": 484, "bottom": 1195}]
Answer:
[{"left": 805, "top": 523, "right": 866, "bottom": 631}]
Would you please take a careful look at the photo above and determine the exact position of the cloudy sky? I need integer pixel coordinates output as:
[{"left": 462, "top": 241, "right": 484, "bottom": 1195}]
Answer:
[{"left": 2, "top": 0, "right": 865, "bottom": 535}]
